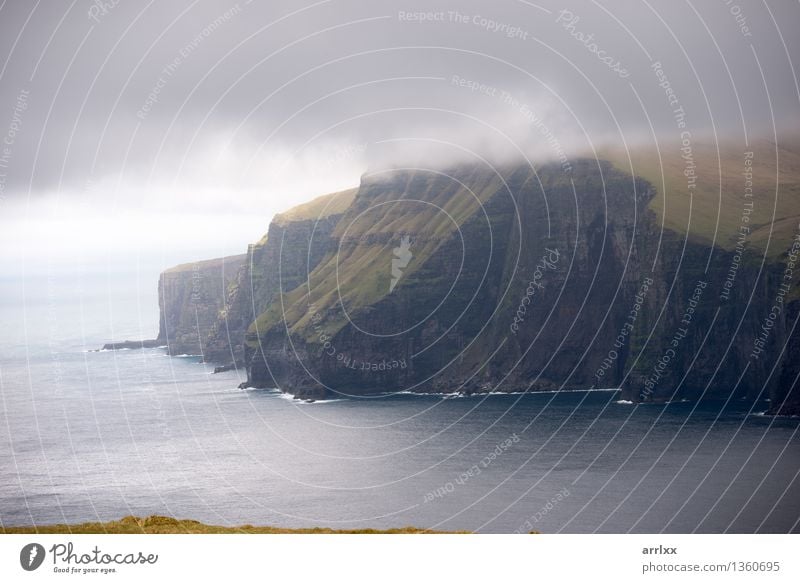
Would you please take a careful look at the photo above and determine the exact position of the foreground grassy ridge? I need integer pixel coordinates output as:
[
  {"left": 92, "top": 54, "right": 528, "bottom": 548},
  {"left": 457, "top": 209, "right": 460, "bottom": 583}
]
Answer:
[{"left": 2, "top": 515, "right": 460, "bottom": 534}]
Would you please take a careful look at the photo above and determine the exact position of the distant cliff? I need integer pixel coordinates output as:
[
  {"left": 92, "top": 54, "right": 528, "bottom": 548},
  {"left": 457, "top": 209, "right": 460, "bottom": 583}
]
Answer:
[
  {"left": 152, "top": 188, "right": 356, "bottom": 365},
  {"left": 154, "top": 152, "right": 800, "bottom": 414},
  {"left": 202, "top": 188, "right": 356, "bottom": 366},
  {"left": 157, "top": 255, "right": 245, "bottom": 356}
]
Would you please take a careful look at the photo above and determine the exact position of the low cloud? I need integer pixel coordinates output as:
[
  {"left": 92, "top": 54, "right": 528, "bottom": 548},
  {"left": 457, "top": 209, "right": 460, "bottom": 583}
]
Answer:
[{"left": 1, "top": 0, "right": 797, "bottom": 274}]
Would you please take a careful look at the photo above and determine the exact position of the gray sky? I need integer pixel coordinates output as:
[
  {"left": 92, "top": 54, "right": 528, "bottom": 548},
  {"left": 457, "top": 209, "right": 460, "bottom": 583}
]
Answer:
[{"left": 0, "top": 0, "right": 798, "bottom": 275}]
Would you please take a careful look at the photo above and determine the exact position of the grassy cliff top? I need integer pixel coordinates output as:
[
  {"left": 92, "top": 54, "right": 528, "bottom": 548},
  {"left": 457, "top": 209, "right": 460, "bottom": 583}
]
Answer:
[
  {"left": 1, "top": 515, "right": 460, "bottom": 534},
  {"left": 163, "top": 254, "right": 247, "bottom": 275},
  {"left": 273, "top": 187, "right": 358, "bottom": 226},
  {"left": 599, "top": 135, "right": 800, "bottom": 257},
  {"left": 248, "top": 166, "right": 510, "bottom": 340}
]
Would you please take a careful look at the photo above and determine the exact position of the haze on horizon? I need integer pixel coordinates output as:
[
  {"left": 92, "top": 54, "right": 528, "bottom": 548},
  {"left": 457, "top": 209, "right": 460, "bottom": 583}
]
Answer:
[{"left": 0, "top": 0, "right": 798, "bottom": 277}]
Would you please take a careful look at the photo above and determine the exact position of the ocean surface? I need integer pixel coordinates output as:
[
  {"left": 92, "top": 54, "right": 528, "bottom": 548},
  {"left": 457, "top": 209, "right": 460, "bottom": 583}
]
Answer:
[{"left": 1, "top": 273, "right": 798, "bottom": 533}]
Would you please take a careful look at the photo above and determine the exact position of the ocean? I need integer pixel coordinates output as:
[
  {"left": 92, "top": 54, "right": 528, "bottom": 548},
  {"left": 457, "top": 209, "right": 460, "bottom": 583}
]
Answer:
[{"left": 1, "top": 273, "right": 798, "bottom": 533}]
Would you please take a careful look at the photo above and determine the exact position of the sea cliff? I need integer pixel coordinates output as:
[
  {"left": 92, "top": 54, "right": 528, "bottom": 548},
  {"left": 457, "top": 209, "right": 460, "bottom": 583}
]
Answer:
[
  {"left": 153, "top": 155, "right": 800, "bottom": 414},
  {"left": 156, "top": 255, "right": 245, "bottom": 356}
]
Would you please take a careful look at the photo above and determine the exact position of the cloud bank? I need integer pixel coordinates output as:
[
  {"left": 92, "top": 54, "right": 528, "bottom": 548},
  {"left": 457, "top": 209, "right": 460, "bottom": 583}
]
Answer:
[{"left": 0, "top": 0, "right": 798, "bottom": 273}]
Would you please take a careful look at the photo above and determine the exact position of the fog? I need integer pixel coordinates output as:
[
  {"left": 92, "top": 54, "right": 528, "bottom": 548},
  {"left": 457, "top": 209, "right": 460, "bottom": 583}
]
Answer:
[{"left": 0, "top": 0, "right": 798, "bottom": 275}]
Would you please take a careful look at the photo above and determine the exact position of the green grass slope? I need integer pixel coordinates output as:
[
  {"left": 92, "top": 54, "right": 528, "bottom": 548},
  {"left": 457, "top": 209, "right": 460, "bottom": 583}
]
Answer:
[
  {"left": 600, "top": 135, "right": 800, "bottom": 256},
  {"left": 273, "top": 187, "right": 358, "bottom": 226}
]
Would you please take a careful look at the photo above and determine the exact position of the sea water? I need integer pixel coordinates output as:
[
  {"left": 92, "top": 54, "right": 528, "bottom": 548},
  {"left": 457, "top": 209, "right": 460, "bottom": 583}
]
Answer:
[{"left": 1, "top": 273, "right": 798, "bottom": 533}]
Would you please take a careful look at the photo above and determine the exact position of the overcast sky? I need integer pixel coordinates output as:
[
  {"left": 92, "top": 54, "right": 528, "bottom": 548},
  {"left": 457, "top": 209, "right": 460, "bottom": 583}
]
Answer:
[{"left": 0, "top": 0, "right": 798, "bottom": 275}]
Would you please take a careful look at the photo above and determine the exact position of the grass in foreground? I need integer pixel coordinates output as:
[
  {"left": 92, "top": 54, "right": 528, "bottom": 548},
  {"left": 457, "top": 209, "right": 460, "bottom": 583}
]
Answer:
[{"left": 2, "top": 515, "right": 464, "bottom": 534}]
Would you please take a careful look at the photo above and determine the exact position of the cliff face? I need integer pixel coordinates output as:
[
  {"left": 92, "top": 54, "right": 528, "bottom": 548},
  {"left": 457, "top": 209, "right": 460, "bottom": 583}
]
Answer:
[
  {"left": 202, "top": 212, "right": 346, "bottom": 365},
  {"left": 153, "top": 159, "right": 799, "bottom": 413},
  {"left": 240, "top": 161, "right": 800, "bottom": 413},
  {"left": 157, "top": 255, "right": 245, "bottom": 356},
  {"left": 773, "top": 299, "right": 800, "bottom": 415}
]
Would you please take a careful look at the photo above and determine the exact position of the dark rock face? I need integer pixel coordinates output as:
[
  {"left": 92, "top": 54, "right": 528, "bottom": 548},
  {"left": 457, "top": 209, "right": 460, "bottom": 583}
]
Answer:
[
  {"left": 772, "top": 299, "right": 800, "bottom": 415},
  {"left": 156, "top": 255, "right": 245, "bottom": 356},
  {"left": 154, "top": 161, "right": 800, "bottom": 412},
  {"left": 100, "top": 339, "right": 161, "bottom": 351}
]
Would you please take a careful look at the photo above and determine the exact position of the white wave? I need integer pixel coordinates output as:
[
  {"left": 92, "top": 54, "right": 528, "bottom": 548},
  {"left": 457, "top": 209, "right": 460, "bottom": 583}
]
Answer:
[
  {"left": 389, "top": 387, "right": 622, "bottom": 398},
  {"left": 269, "top": 391, "right": 345, "bottom": 404},
  {"left": 296, "top": 398, "right": 346, "bottom": 405}
]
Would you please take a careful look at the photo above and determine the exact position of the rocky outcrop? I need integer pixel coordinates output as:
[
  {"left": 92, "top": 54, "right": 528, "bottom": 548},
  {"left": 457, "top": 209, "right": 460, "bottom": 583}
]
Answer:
[{"left": 100, "top": 339, "right": 161, "bottom": 351}]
